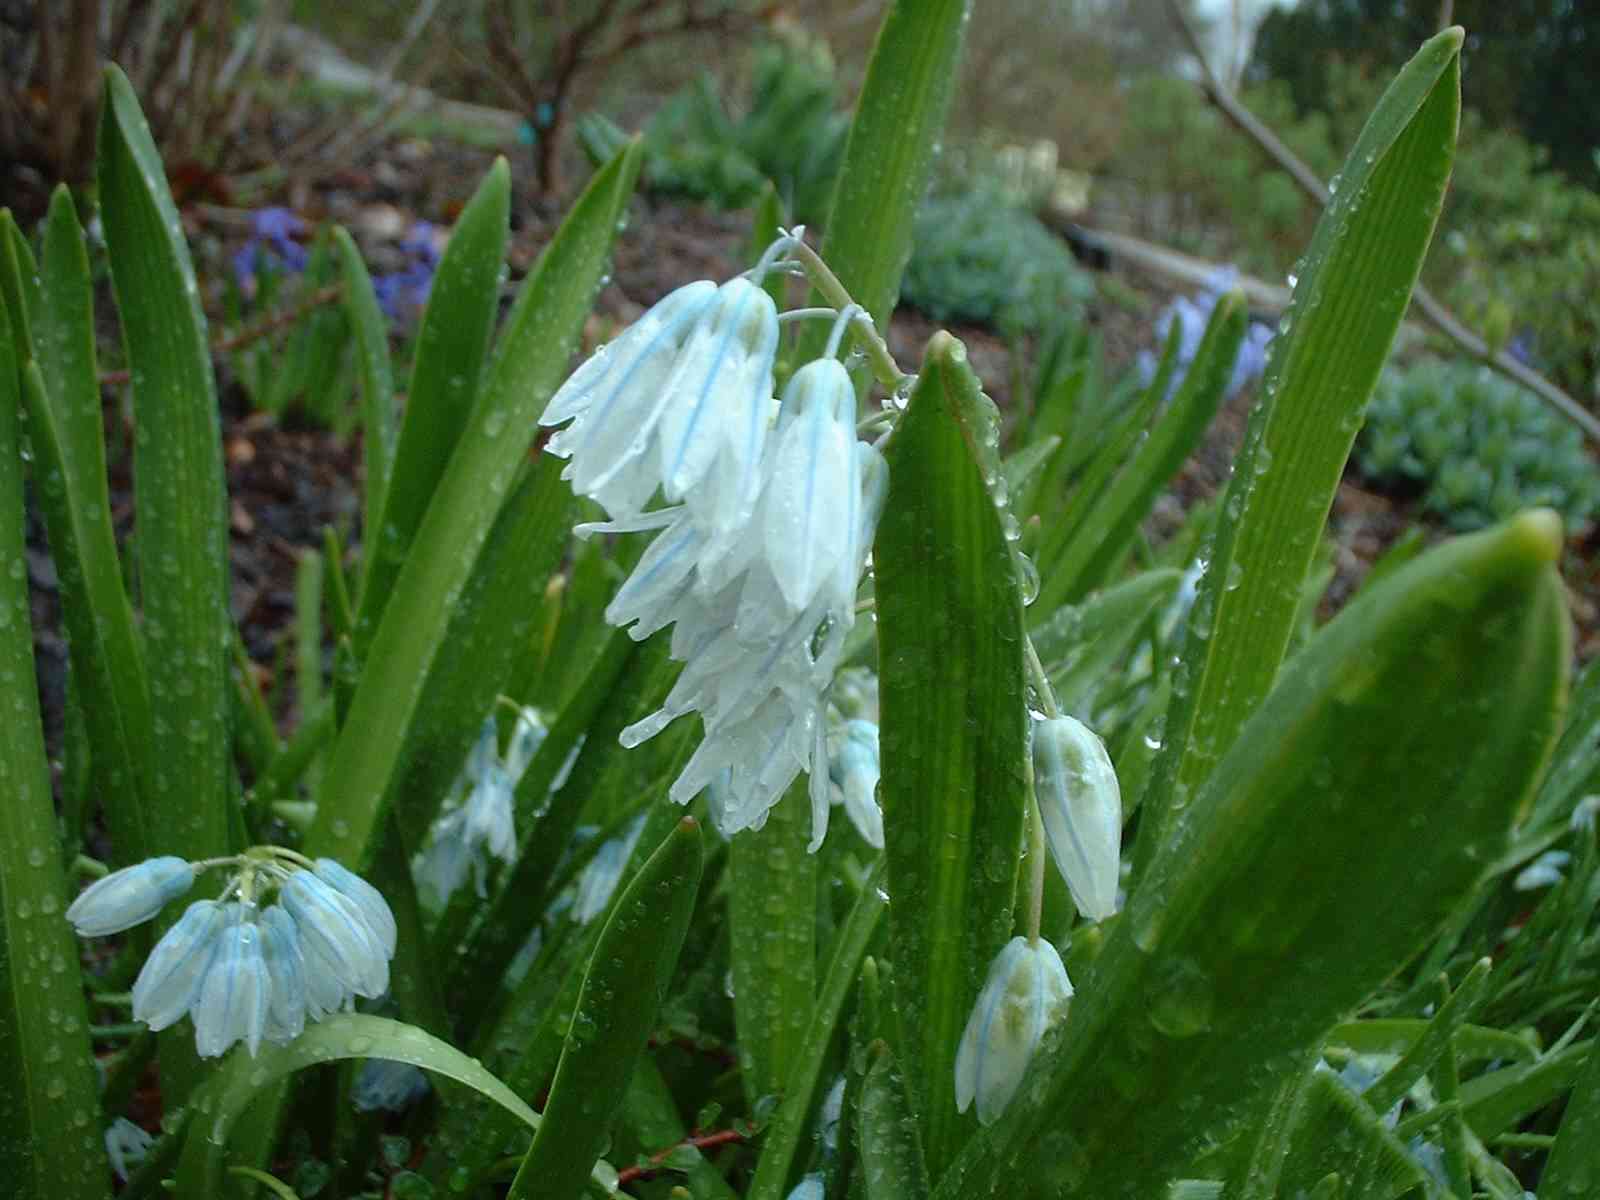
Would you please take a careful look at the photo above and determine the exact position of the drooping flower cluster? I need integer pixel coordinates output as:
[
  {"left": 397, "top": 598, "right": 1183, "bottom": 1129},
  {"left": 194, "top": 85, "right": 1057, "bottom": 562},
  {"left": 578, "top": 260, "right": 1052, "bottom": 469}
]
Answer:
[
  {"left": 539, "top": 251, "right": 889, "bottom": 843},
  {"left": 414, "top": 706, "right": 547, "bottom": 905},
  {"left": 65, "top": 850, "right": 396, "bottom": 1058}
]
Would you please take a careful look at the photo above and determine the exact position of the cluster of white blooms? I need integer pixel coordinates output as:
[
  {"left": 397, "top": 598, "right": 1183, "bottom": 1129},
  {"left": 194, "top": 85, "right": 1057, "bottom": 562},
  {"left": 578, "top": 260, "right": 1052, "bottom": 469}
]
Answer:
[
  {"left": 414, "top": 706, "right": 546, "bottom": 904},
  {"left": 540, "top": 247, "right": 888, "bottom": 844},
  {"left": 66, "top": 851, "right": 396, "bottom": 1058}
]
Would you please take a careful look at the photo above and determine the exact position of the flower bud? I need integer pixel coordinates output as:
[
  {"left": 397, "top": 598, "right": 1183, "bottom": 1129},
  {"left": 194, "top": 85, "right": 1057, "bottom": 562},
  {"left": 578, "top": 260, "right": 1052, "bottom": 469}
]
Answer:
[
  {"left": 954, "top": 936, "right": 1073, "bottom": 1125},
  {"left": 1032, "top": 715, "right": 1123, "bottom": 921},
  {"left": 65, "top": 856, "right": 195, "bottom": 936}
]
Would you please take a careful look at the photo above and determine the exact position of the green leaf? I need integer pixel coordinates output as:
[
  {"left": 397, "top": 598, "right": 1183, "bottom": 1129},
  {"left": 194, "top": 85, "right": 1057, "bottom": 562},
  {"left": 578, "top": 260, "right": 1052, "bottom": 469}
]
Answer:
[
  {"left": 0, "top": 286, "right": 108, "bottom": 1200},
  {"left": 1538, "top": 1038, "right": 1600, "bottom": 1196},
  {"left": 874, "top": 332, "right": 1026, "bottom": 1177},
  {"left": 354, "top": 161, "right": 508, "bottom": 633},
  {"left": 1277, "top": 1070, "right": 1427, "bottom": 1200},
  {"left": 331, "top": 226, "right": 397, "bottom": 570},
  {"left": 749, "top": 866, "right": 887, "bottom": 1200},
  {"left": 729, "top": 776, "right": 816, "bottom": 1103},
  {"left": 858, "top": 1042, "right": 932, "bottom": 1200},
  {"left": 304, "top": 141, "right": 641, "bottom": 869},
  {"left": 1139, "top": 29, "right": 1463, "bottom": 865},
  {"left": 1044, "top": 293, "right": 1246, "bottom": 605},
  {"left": 24, "top": 188, "right": 154, "bottom": 867},
  {"left": 934, "top": 510, "right": 1569, "bottom": 1199},
  {"left": 1326, "top": 1019, "right": 1536, "bottom": 1067},
  {"left": 1460, "top": 1038, "right": 1592, "bottom": 1142},
  {"left": 506, "top": 816, "right": 704, "bottom": 1200},
  {"left": 1361, "top": 959, "right": 1491, "bottom": 1114},
  {"left": 803, "top": 0, "right": 970, "bottom": 347},
  {"left": 98, "top": 64, "right": 232, "bottom": 871},
  {"left": 173, "top": 1014, "right": 554, "bottom": 1197}
]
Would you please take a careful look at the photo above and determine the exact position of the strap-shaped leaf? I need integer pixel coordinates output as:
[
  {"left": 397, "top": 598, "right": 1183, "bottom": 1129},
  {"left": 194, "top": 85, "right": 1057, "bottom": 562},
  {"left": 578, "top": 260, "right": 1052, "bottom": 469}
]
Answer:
[
  {"left": 304, "top": 142, "right": 641, "bottom": 868},
  {"left": 23, "top": 189, "right": 154, "bottom": 867},
  {"left": 506, "top": 816, "right": 704, "bottom": 1200},
  {"left": 802, "top": 0, "right": 970, "bottom": 346},
  {"left": 729, "top": 776, "right": 816, "bottom": 1102},
  {"left": 353, "top": 161, "right": 508, "bottom": 628},
  {"left": 0, "top": 289, "right": 108, "bottom": 1200},
  {"left": 332, "top": 226, "right": 398, "bottom": 572},
  {"left": 173, "top": 1014, "right": 563, "bottom": 1196},
  {"left": 1277, "top": 1070, "right": 1427, "bottom": 1200},
  {"left": 98, "top": 64, "right": 232, "bottom": 867},
  {"left": 859, "top": 1042, "right": 932, "bottom": 1200},
  {"left": 874, "top": 333, "right": 1026, "bottom": 1177},
  {"left": 1140, "top": 29, "right": 1463, "bottom": 866},
  {"left": 749, "top": 867, "right": 888, "bottom": 1200},
  {"left": 1538, "top": 1038, "right": 1600, "bottom": 1195},
  {"left": 934, "top": 510, "right": 1569, "bottom": 1199}
]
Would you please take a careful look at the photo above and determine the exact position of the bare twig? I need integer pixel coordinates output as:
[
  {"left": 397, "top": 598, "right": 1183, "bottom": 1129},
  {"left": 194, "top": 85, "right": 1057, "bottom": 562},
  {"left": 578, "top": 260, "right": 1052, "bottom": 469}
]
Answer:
[
  {"left": 98, "top": 283, "right": 345, "bottom": 388},
  {"left": 613, "top": 1128, "right": 748, "bottom": 1186},
  {"left": 1162, "top": 0, "right": 1600, "bottom": 443}
]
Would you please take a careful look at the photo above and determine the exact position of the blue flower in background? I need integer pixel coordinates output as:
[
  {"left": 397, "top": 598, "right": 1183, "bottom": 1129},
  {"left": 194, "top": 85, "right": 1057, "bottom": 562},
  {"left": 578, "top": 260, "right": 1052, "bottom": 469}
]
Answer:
[
  {"left": 233, "top": 206, "right": 309, "bottom": 295},
  {"left": 373, "top": 220, "right": 441, "bottom": 322},
  {"left": 1137, "top": 267, "right": 1273, "bottom": 401}
]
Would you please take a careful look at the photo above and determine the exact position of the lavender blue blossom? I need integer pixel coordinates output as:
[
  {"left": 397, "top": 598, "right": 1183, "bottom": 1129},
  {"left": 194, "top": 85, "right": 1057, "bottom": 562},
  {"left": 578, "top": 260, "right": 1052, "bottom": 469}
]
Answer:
[
  {"left": 1136, "top": 267, "right": 1273, "bottom": 402},
  {"left": 193, "top": 915, "right": 272, "bottom": 1058},
  {"left": 233, "top": 207, "right": 309, "bottom": 294}
]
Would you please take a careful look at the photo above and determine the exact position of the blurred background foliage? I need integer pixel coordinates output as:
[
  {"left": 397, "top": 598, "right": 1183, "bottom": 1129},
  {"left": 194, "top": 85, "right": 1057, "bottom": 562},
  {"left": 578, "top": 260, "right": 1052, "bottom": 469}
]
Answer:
[{"left": 3, "top": 0, "right": 1596, "bottom": 534}]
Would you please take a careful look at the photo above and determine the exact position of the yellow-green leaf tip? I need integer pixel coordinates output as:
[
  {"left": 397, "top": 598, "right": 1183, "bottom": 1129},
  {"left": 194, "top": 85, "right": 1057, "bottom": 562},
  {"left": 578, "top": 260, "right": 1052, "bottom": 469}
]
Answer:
[{"left": 1509, "top": 507, "right": 1563, "bottom": 565}]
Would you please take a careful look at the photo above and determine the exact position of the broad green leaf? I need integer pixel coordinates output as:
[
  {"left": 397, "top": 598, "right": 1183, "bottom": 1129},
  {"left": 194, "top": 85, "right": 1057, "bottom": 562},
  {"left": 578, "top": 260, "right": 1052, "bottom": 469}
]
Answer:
[
  {"left": 1539, "top": 1039, "right": 1600, "bottom": 1197},
  {"left": 728, "top": 776, "right": 816, "bottom": 1103},
  {"left": 934, "top": 510, "right": 1569, "bottom": 1199},
  {"left": 304, "top": 141, "right": 641, "bottom": 869},
  {"left": 749, "top": 866, "right": 887, "bottom": 1200},
  {"left": 332, "top": 226, "right": 397, "bottom": 568},
  {"left": 354, "top": 161, "right": 508, "bottom": 632},
  {"left": 1139, "top": 29, "right": 1463, "bottom": 869},
  {"left": 1044, "top": 293, "right": 1246, "bottom": 605},
  {"left": 173, "top": 1014, "right": 559, "bottom": 1196},
  {"left": 875, "top": 333, "right": 1026, "bottom": 1177},
  {"left": 506, "top": 817, "right": 704, "bottom": 1200},
  {"left": 0, "top": 289, "right": 108, "bottom": 1200},
  {"left": 1277, "top": 1070, "right": 1427, "bottom": 1200},
  {"left": 858, "top": 1042, "right": 932, "bottom": 1200},
  {"left": 24, "top": 189, "right": 154, "bottom": 867},
  {"left": 98, "top": 65, "right": 232, "bottom": 870},
  {"left": 803, "top": 0, "right": 970, "bottom": 348}
]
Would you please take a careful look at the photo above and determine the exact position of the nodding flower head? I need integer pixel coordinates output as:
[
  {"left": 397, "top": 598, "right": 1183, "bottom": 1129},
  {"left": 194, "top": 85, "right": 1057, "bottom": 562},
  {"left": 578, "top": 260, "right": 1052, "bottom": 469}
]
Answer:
[
  {"left": 72, "top": 849, "right": 398, "bottom": 1058},
  {"left": 955, "top": 936, "right": 1073, "bottom": 1125}
]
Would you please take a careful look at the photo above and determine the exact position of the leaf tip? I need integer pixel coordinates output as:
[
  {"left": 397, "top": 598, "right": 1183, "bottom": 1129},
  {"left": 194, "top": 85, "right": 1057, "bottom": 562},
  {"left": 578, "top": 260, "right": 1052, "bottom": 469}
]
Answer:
[{"left": 1510, "top": 508, "right": 1563, "bottom": 566}]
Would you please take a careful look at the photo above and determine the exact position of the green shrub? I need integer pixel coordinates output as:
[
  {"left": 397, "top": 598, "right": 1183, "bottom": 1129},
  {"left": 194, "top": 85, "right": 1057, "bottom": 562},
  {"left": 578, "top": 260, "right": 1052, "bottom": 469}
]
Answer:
[
  {"left": 628, "top": 39, "right": 849, "bottom": 222},
  {"left": 900, "top": 188, "right": 1095, "bottom": 335},
  {"left": 1356, "top": 358, "right": 1600, "bottom": 531}
]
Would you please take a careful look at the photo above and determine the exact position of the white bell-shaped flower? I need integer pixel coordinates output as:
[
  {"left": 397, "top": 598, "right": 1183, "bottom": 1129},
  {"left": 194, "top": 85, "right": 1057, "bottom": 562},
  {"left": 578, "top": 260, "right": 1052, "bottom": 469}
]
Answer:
[
  {"left": 132, "top": 899, "right": 229, "bottom": 1031},
  {"left": 192, "top": 913, "right": 273, "bottom": 1057},
  {"left": 314, "top": 858, "right": 397, "bottom": 957},
  {"left": 66, "top": 856, "right": 195, "bottom": 936},
  {"left": 954, "top": 936, "right": 1073, "bottom": 1125},
  {"left": 281, "top": 870, "right": 389, "bottom": 1000},
  {"left": 259, "top": 904, "right": 307, "bottom": 1043},
  {"left": 1032, "top": 714, "right": 1123, "bottom": 921}
]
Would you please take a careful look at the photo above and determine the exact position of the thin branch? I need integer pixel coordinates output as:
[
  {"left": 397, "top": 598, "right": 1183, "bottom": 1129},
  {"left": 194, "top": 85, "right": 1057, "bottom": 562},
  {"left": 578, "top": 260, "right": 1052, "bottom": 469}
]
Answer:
[
  {"left": 98, "top": 284, "right": 345, "bottom": 388},
  {"left": 614, "top": 1128, "right": 748, "bottom": 1186},
  {"left": 1162, "top": 0, "right": 1600, "bottom": 443}
]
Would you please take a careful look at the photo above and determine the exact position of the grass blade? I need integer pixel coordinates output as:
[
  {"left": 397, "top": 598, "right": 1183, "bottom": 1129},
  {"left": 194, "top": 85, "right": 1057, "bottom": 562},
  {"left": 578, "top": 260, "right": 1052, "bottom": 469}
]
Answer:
[
  {"left": 1139, "top": 30, "right": 1462, "bottom": 867},
  {"left": 331, "top": 226, "right": 397, "bottom": 573},
  {"left": 304, "top": 142, "right": 641, "bottom": 869},
  {"left": 98, "top": 64, "right": 232, "bottom": 877},
  {"left": 353, "top": 161, "right": 508, "bottom": 631},
  {"left": 875, "top": 333, "right": 1026, "bottom": 1176},
  {"left": 0, "top": 286, "right": 109, "bottom": 1200},
  {"left": 505, "top": 817, "right": 704, "bottom": 1200}
]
